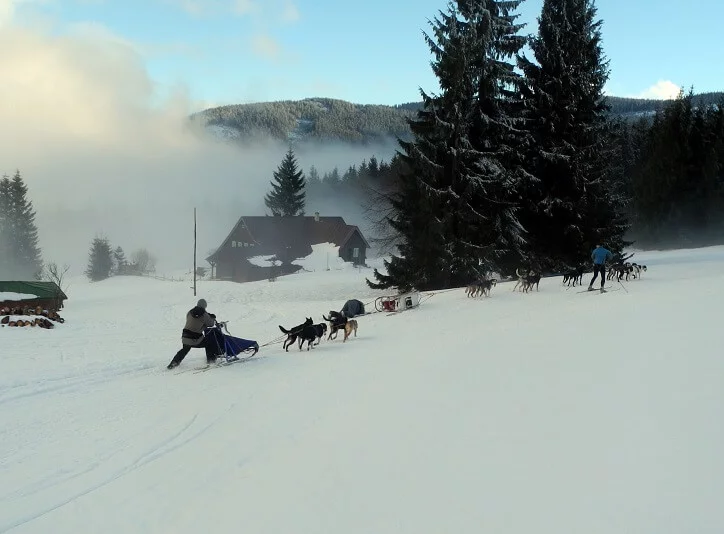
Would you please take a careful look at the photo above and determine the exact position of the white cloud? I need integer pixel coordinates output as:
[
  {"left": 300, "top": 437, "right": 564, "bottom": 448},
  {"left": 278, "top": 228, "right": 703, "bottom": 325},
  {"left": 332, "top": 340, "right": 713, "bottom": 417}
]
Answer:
[
  {"left": 175, "top": 0, "right": 205, "bottom": 15},
  {"left": 250, "top": 33, "right": 280, "bottom": 59},
  {"left": 0, "top": 22, "right": 281, "bottom": 273},
  {"left": 281, "top": 1, "right": 299, "bottom": 23},
  {"left": 232, "top": 0, "right": 258, "bottom": 16},
  {"left": 0, "top": 19, "right": 391, "bottom": 275},
  {"left": 633, "top": 80, "right": 682, "bottom": 100},
  {"left": 0, "top": 0, "right": 21, "bottom": 27},
  {"left": 164, "top": 0, "right": 228, "bottom": 17}
]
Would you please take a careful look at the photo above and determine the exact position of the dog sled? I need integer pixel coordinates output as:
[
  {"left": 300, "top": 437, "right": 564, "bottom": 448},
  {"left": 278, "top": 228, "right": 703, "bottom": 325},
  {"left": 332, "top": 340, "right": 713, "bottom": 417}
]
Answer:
[
  {"left": 204, "top": 321, "right": 259, "bottom": 365},
  {"left": 374, "top": 291, "right": 421, "bottom": 314}
]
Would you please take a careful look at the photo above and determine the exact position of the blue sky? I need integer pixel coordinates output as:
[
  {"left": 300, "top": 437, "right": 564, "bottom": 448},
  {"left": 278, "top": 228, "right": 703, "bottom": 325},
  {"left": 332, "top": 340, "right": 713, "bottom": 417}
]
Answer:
[{"left": 7, "top": 0, "right": 724, "bottom": 109}]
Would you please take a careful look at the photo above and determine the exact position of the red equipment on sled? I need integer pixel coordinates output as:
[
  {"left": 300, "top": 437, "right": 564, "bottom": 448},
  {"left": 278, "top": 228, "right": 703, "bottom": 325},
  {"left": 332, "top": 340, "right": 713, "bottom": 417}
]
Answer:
[{"left": 374, "top": 291, "right": 421, "bottom": 313}]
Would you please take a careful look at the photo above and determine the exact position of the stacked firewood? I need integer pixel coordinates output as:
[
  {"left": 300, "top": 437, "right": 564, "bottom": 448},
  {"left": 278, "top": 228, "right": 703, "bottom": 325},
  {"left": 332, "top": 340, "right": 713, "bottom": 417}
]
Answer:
[{"left": 1, "top": 305, "right": 65, "bottom": 329}]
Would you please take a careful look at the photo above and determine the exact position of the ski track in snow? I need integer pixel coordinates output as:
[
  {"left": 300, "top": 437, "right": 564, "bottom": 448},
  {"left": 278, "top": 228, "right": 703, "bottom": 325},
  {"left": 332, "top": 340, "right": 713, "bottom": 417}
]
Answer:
[
  {"left": 2, "top": 250, "right": 724, "bottom": 533},
  {"left": 0, "top": 411, "right": 228, "bottom": 533}
]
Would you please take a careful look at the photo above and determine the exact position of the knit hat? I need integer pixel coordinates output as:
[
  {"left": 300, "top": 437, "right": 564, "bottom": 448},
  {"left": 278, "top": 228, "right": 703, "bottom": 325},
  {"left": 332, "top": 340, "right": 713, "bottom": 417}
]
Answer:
[{"left": 197, "top": 298, "right": 207, "bottom": 309}]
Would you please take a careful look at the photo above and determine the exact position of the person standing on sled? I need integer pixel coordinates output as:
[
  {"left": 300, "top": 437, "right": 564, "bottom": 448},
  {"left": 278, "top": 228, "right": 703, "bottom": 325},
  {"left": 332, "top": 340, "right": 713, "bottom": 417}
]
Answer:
[
  {"left": 167, "top": 299, "right": 224, "bottom": 369},
  {"left": 588, "top": 244, "right": 613, "bottom": 291}
]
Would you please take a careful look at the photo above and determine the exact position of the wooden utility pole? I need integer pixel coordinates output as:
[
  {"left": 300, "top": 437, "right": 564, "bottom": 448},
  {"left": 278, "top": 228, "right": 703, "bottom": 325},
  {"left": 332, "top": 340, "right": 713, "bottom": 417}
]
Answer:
[{"left": 193, "top": 207, "right": 197, "bottom": 296}]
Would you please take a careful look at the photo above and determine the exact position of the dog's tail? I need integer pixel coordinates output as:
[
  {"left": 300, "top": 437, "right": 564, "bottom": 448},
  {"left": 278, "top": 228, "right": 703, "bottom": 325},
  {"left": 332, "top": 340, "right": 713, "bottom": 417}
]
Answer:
[
  {"left": 322, "top": 314, "right": 331, "bottom": 322},
  {"left": 279, "top": 325, "right": 291, "bottom": 334}
]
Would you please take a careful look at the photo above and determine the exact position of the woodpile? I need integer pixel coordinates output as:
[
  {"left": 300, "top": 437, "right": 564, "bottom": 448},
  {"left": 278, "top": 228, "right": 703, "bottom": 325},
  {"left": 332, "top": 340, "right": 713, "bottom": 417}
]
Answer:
[{"left": 1, "top": 305, "right": 65, "bottom": 329}]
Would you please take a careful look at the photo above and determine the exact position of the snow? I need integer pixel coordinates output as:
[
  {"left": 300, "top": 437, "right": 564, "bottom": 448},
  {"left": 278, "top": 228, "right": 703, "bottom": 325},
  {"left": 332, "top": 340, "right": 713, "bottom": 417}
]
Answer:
[
  {"left": 0, "top": 292, "right": 37, "bottom": 301},
  {"left": 247, "top": 254, "right": 279, "bottom": 267},
  {"left": 1, "top": 247, "right": 723, "bottom": 533},
  {"left": 292, "top": 242, "right": 350, "bottom": 271}
]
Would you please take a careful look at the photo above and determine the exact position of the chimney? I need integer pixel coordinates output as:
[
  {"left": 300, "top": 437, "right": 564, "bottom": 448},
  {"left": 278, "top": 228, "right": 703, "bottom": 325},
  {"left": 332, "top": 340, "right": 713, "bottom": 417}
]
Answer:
[{"left": 314, "top": 211, "right": 320, "bottom": 222}]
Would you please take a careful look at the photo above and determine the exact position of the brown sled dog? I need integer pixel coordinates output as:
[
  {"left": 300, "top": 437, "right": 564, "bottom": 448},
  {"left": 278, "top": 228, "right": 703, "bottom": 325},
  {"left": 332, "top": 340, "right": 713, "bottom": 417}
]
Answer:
[{"left": 343, "top": 319, "right": 358, "bottom": 342}]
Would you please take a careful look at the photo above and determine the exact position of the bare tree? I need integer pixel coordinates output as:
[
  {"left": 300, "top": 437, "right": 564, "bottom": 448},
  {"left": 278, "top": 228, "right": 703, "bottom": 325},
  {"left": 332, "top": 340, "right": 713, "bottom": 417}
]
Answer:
[
  {"left": 42, "top": 262, "right": 70, "bottom": 310},
  {"left": 130, "top": 248, "right": 157, "bottom": 274},
  {"left": 43, "top": 262, "right": 70, "bottom": 290}
]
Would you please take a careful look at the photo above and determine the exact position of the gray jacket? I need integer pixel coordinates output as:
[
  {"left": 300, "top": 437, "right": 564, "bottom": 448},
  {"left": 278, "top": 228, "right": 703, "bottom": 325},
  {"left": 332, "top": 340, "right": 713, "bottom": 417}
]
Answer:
[{"left": 181, "top": 305, "right": 215, "bottom": 346}]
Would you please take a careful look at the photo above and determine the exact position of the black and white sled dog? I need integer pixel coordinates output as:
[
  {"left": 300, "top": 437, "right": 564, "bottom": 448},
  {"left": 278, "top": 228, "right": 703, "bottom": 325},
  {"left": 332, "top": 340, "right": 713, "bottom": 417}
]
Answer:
[
  {"left": 297, "top": 322, "right": 328, "bottom": 351},
  {"left": 279, "top": 317, "right": 313, "bottom": 351},
  {"left": 632, "top": 263, "right": 647, "bottom": 278}
]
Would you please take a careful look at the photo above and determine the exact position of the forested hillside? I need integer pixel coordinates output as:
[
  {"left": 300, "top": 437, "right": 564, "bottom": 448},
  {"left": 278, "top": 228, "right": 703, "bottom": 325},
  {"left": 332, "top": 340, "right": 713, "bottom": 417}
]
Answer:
[
  {"left": 193, "top": 93, "right": 724, "bottom": 145},
  {"left": 192, "top": 97, "right": 416, "bottom": 145}
]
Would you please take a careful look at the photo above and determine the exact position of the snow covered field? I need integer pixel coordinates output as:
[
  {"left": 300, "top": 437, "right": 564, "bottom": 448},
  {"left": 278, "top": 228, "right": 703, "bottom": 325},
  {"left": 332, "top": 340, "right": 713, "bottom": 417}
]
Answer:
[{"left": 1, "top": 246, "right": 723, "bottom": 533}]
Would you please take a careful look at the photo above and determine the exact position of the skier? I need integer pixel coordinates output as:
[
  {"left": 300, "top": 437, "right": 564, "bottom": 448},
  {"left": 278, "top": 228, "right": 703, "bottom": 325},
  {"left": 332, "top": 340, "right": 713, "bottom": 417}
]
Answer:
[
  {"left": 588, "top": 244, "right": 613, "bottom": 291},
  {"left": 166, "top": 298, "right": 224, "bottom": 369}
]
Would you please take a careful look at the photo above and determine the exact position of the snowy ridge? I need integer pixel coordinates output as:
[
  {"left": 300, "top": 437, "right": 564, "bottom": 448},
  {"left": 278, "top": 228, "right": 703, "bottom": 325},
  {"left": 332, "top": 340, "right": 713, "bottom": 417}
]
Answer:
[{"left": 0, "top": 248, "right": 722, "bottom": 533}]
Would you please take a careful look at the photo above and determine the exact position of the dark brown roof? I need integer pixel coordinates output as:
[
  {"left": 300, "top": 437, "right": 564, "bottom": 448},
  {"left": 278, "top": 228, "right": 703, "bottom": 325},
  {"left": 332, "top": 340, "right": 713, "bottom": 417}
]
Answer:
[{"left": 207, "top": 215, "right": 370, "bottom": 262}]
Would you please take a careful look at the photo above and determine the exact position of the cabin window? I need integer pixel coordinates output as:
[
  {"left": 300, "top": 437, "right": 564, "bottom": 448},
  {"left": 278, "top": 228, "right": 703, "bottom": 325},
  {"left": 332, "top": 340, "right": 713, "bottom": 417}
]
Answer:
[{"left": 353, "top": 247, "right": 360, "bottom": 258}]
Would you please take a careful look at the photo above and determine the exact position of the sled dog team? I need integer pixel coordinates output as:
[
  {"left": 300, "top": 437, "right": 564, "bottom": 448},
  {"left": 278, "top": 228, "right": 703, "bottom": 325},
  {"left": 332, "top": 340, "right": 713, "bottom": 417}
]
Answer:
[
  {"left": 465, "top": 245, "right": 648, "bottom": 298},
  {"left": 167, "top": 298, "right": 364, "bottom": 369},
  {"left": 278, "top": 311, "right": 359, "bottom": 352},
  {"left": 169, "top": 246, "right": 649, "bottom": 368}
]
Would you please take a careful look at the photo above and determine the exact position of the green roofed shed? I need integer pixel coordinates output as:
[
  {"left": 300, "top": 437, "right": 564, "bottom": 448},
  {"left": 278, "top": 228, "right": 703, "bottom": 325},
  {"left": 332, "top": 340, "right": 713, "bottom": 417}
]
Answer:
[{"left": 0, "top": 281, "right": 68, "bottom": 311}]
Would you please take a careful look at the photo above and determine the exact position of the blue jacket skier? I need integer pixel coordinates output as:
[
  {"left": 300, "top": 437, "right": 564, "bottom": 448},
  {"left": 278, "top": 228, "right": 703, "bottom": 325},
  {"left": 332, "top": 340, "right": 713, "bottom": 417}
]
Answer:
[{"left": 588, "top": 245, "right": 613, "bottom": 290}]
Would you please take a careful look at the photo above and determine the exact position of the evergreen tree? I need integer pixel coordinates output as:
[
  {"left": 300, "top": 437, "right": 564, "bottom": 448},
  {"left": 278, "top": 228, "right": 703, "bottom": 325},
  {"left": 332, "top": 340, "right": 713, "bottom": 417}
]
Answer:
[
  {"left": 518, "top": 0, "right": 629, "bottom": 270},
  {"left": 367, "top": 156, "right": 379, "bottom": 177},
  {"left": 113, "top": 246, "right": 128, "bottom": 275},
  {"left": 1, "top": 171, "right": 43, "bottom": 278},
  {"left": 625, "top": 89, "right": 724, "bottom": 245},
  {"left": 307, "top": 165, "right": 321, "bottom": 185},
  {"left": 368, "top": 0, "right": 530, "bottom": 290},
  {"left": 264, "top": 148, "right": 306, "bottom": 216},
  {"left": 343, "top": 165, "right": 358, "bottom": 182},
  {"left": 323, "top": 168, "right": 341, "bottom": 186},
  {"left": 0, "top": 175, "right": 11, "bottom": 277},
  {"left": 85, "top": 236, "right": 113, "bottom": 281}
]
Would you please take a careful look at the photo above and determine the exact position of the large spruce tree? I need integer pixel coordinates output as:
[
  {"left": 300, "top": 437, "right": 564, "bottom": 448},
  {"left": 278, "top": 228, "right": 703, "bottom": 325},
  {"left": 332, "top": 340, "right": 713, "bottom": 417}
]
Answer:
[
  {"left": 10, "top": 171, "right": 43, "bottom": 277},
  {"left": 0, "top": 175, "right": 11, "bottom": 277},
  {"left": 264, "top": 147, "right": 306, "bottom": 216},
  {"left": 518, "top": 0, "right": 628, "bottom": 270},
  {"left": 0, "top": 171, "right": 43, "bottom": 278},
  {"left": 368, "top": 0, "right": 530, "bottom": 291}
]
